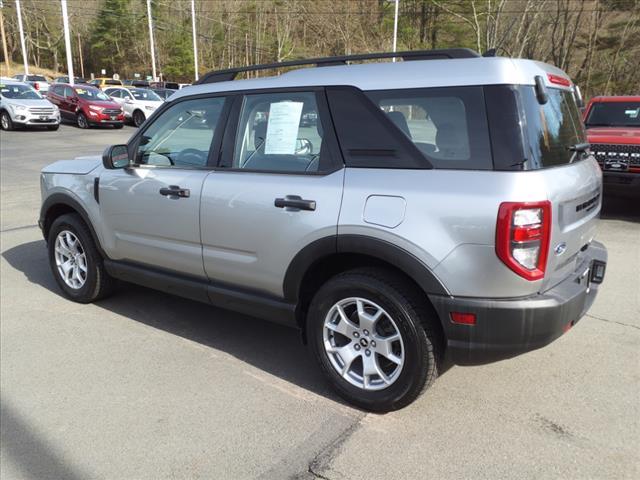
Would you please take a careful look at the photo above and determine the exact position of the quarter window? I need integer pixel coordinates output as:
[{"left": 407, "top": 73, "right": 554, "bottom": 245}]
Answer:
[
  {"left": 366, "top": 87, "right": 493, "bottom": 169},
  {"left": 231, "top": 92, "right": 330, "bottom": 173},
  {"left": 134, "top": 97, "right": 227, "bottom": 168}
]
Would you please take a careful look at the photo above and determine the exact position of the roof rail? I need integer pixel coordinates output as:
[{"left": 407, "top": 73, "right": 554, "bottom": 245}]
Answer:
[{"left": 194, "top": 48, "right": 480, "bottom": 85}]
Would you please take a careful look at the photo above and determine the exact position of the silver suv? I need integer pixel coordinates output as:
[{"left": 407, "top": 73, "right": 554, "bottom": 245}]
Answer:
[{"left": 39, "top": 49, "right": 607, "bottom": 411}]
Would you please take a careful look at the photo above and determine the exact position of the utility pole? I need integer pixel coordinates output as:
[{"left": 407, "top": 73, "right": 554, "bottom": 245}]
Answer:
[
  {"left": 15, "top": 0, "right": 28, "bottom": 74},
  {"left": 77, "top": 32, "right": 84, "bottom": 78},
  {"left": 60, "top": 0, "right": 74, "bottom": 85},
  {"left": 0, "top": 1, "right": 11, "bottom": 73},
  {"left": 191, "top": 0, "right": 198, "bottom": 81},
  {"left": 146, "top": 0, "right": 157, "bottom": 82},
  {"left": 392, "top": 0, "right": 399, "bottom": 62}
]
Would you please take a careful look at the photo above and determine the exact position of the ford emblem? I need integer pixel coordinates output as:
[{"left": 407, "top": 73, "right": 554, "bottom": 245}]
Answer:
[{"left": 554, "top": 242, "right": 567, "bottom": 256}]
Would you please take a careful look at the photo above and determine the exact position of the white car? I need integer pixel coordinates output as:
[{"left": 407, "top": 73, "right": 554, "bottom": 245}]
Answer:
[
  {"left": 0, "top": 79, "right": 60, "bottom": 131},
  {"left": 103, "top": 87, "right": 163, "bottom": 127},
  {"left": 12, "top": 74, "right": 50, "bottom": 93}
]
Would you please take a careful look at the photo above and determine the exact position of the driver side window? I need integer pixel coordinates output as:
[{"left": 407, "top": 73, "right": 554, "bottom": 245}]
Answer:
[{"left": 134, "top": 96, "right": 227, "bottom": 168}]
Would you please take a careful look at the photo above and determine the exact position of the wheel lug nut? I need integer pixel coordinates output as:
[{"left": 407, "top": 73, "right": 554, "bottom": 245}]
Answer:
[
  {"left": 353, "top": 332, "right": 360, "bottom": 338},
  {"left": 365, "top": 349, "right": 371, "bottom": 356},
  {"left": 354, "top": 344, "right": 361, "bottom": 351},
  {"left": 363, "top": 330, "right": 369, "bottom": 336},
  {"left": 371, "top": 341, "right": 376, "bottom": 347}
]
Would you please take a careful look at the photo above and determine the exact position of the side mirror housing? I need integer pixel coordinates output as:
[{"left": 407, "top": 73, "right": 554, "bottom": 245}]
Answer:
[{"left": 102, "top": 144, "right": 130, "bottom": 169}]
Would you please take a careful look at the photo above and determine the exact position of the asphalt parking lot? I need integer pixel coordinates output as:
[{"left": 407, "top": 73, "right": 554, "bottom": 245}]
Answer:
[{"left": 1, "top": 124, "right": 639, "bottom": 479}]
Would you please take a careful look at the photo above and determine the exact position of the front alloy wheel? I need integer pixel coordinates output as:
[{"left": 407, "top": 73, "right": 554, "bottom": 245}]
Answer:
[
  {"left": 323, "top": 297, "right": 404, "bottom": 390},
  {"left": 54, "top": 230, "right": 88, "bottom": 289}
]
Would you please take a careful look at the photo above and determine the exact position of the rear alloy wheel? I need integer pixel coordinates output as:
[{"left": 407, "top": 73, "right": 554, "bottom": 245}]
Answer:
[
  {"left": 77, "top": 113, "right": 89, "bottom": 129},
  {"left": 323, "top": 298, "right": 405, "bottom": 391},
  {"left": 133, "top": 110, "right": 146, "bottom": 127},
  {"left": 1, "top": 111, "right": 13, "bottom": 131},
  {"left": 308, "top": 268, "right": 440, "bottom": 412}
]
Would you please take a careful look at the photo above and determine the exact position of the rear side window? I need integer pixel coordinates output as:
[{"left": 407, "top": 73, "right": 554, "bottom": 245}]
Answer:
[
  {"left": 229, "top": 91, "right": 334, "bottom": 173},
  {"left": 519, "top": 87, "right": 586, "bottom": 168},
  {"left": 366, "top": 87, "right": 493, "bottom": 170}
]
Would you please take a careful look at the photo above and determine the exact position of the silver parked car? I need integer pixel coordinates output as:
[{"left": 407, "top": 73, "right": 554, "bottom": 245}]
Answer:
[
  {"left": 1, "top": 79, "right": 60, "bottom": 130},
  {"left": 12, "top": 73, "right": 51, "bottom": 93},
  {"left": 38, "top": 49, "right": 607, "bottom": 411}
]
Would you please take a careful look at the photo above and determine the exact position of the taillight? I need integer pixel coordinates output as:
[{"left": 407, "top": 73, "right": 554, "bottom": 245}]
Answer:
[
  {"left": 496, "top": 201, "right": 551, "bottom": 281},
  {"left": 34, "top": 82, "right": 40, "bottom": 90}
]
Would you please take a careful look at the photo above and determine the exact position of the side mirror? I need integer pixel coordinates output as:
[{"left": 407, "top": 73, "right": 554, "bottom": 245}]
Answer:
[{"left": 103, "top": 144, "right": 130, "bottom": 169}]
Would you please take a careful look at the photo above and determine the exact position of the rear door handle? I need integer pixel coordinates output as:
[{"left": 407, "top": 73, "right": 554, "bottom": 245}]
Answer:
[
  {"left": 274, "top": 195, "right": 316, "bottom": 211},
  {"left": 159, "top": 185, "right": 190, "bottom": 198}
]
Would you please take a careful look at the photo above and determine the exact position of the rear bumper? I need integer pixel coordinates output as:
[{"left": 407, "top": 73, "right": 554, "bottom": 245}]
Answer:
[{"left": 429, "top": 241, "right": 607, "bottom": 365}]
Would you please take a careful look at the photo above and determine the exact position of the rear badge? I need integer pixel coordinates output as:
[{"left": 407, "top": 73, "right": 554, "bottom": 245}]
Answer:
[{"left": 554, "top": 242, "right": 567, "bottom": 256}]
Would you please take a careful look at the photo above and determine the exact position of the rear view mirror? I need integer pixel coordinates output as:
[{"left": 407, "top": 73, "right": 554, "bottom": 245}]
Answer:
[{"left": 103, "top": 144, "right": 130, "bottom": 169}]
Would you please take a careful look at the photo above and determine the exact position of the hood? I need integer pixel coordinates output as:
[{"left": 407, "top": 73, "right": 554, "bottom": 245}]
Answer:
[
  {"left": 82, "top": 99, "right": 121, "bottom": 109},
  {"left": 136, "top": 99, "right": 162, "bottom": 108},
  {"left": 3, "top": 98, "right": 55, "bottom": 107},
  {"left": 586, "top": 127, "right": 640, "bottom": 145},
  {"left": 41, "top": 156, "right": 102, "bottom": 175}
]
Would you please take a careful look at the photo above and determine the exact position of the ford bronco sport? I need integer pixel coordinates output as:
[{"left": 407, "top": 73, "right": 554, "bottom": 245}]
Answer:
[{"left": 39, "top": 49, "right": 607, "bottom": 411}]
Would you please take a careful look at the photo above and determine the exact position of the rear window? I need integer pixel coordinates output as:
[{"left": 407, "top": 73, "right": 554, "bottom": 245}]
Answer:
[
  {"left": 27, "top": 75, "right": 47, "bottom": 82},
  {"left": 106, "top": 79, "right": 122, "bottom": 86},
  {"left": 520, "top": 87, "right": 586, "bottom": 168},
  {"left": 586, "top": 101, "right": 640, "bottom": 127},
  {"left": 366, "top": 87, "right": 493, "bottom": 169}
]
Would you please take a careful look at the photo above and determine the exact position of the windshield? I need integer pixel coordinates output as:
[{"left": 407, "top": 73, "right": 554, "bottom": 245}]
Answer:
[
  {"left": 520, "top": 87, "right": 586, "bottom": 169},
  {"left": 0, "top": 83, "right": 42, "bottom": 99},
  {"left": 131, "top": 88, "right": 161, "bottom": 101},
  {"left": 75, "top": 87, "right": 111, "bottom": 101},
  {"left": 27, "top": 75, "right": 47, "bottom": 82},
  {"left": 585, "top": 102, "right": 640, "bottom": 127}
]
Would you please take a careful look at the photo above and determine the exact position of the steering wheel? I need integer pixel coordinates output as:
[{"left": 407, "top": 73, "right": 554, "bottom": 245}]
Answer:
[{"left": 177, "top": 148, "right": 207, "bottom": 166}]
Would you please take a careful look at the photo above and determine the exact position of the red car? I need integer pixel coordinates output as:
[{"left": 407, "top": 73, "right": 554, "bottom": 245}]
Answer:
[
  {"left": 47, "top": 83, "right": 124, "bottom": 129},
  {"left": 583, "top": 96, "right": 640, "bottom": 195}
]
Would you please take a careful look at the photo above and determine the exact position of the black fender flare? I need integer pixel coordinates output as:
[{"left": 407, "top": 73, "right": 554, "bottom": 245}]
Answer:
[
  {"left": 283, "top": 234, "right": 448, "bottom": 302},
  {"left": 39, "top": 193, "right": 106, "bottom": 257}
]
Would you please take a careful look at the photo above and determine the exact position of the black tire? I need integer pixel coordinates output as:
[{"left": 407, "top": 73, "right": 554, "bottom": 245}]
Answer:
[
  {"left": 307, "top": 268, "right": 441, "bottom": 412},
  {"left": 132, "top": 110, "right": 145, "bottom": 128},
  {"left": 113, "top": 123, "right": 124, "bottom": 129},
  {"left": 77, "top": 113, "right": 89, "bottom": 129},
  {"left": 47, "top": 124, "right": 60, "bottom": 131},
  {"left": 0, "top": 111, "right": 13, "bottom": 131},
  {"left": 47, "top": 213, "right": 115, "bottom": 303}
]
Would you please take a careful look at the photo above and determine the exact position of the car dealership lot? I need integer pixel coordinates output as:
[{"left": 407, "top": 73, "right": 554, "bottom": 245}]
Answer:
[{"left": 1, "top": 126, "right": 638, "bottom": 479}]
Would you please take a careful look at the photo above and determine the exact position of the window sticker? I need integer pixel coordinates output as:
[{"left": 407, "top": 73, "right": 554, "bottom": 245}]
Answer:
[
  {"left": 625, "top": 109, "right": 639, "bottom": 119},
  {"left": 264, "top": 101, "right": 304, "bottom": 155}
]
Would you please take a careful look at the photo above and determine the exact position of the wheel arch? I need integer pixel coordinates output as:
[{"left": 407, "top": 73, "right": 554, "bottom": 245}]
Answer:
[
  {"left": 284, "top": 235, "right": 449, "bottom": 340},
  {"left": 40, "top": 193, "right": 106, "bottom": 257}
]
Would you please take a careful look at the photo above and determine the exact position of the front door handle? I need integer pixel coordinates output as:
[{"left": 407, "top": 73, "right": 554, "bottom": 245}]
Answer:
[
  {"left": 274, "top": 195, "right": 316, "bottom": 211},
  {"left": 159, "top": 185, "right": 190, "bottom": 198}
]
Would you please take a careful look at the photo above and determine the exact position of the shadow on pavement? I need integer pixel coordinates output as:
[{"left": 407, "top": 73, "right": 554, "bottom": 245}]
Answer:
[
  {"left": 0, "top": 400, "right": 90, "bottom": 480},
  {"left": 1, "top": 240, "right": 341, "bottom": 405}
]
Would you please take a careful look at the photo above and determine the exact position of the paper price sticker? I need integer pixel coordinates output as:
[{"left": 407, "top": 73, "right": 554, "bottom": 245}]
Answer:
[{"left": 264, "top": 101, "right": 304, "bottom": 155}]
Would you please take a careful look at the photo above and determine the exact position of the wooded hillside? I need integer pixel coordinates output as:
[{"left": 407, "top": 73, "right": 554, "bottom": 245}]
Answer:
[{"left": 1, "top": 0, "right": 638, "bottom": 97}]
